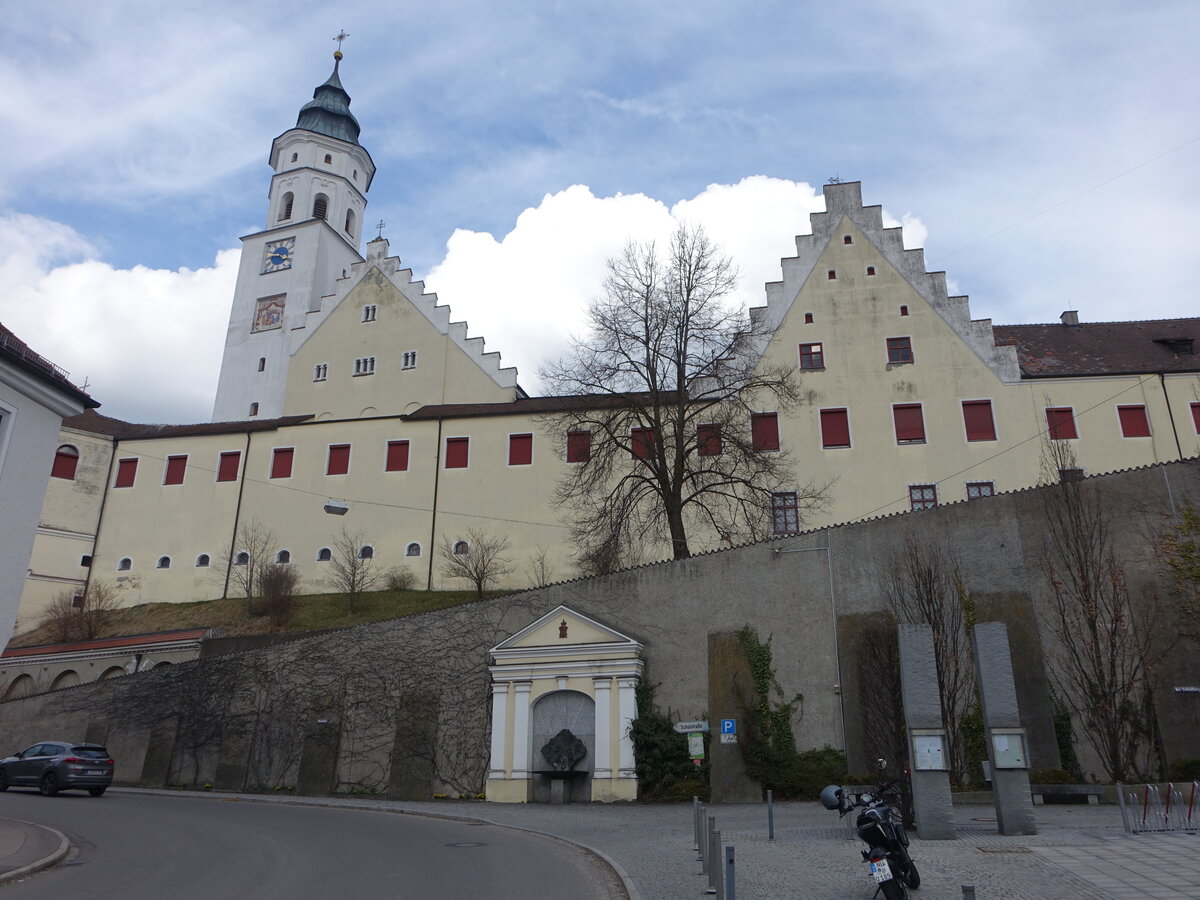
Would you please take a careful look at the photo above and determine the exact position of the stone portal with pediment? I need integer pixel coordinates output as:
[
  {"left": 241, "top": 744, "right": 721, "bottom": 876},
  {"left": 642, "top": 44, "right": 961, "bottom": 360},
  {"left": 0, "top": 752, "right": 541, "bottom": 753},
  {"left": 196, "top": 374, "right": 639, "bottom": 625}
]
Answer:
[{"left": 486, "top": 606, "right": 644, "bottom": 803}]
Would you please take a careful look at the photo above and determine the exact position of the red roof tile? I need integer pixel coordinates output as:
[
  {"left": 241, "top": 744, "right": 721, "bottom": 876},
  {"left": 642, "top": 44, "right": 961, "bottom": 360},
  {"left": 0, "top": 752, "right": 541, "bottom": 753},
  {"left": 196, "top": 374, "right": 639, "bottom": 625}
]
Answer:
[
  {"left": 993, "top": 318, "right": 1198, "bottom": 377},
  {"left": 0, "top": 322, "right": 98, "bottom": 407},
  {"left": 61, "top": 408, "right": 312, "bottom": 439},
  {"left": 1, "top": 628, "right": 212, "bottom": 659}
]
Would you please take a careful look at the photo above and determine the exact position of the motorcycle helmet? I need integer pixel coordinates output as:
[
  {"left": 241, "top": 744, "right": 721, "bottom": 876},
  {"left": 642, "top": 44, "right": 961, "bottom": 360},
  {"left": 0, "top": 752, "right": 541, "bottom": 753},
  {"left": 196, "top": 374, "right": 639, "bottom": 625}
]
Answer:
[{"left": 819, "top": 784, "right": 843, "bottom": 810}]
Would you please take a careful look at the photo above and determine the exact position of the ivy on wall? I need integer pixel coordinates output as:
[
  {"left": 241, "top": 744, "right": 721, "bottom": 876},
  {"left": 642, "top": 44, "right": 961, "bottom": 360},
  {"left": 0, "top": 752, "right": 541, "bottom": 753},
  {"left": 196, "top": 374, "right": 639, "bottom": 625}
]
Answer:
[{"left": 628, "top": 680, "right": 710, "bottom": 800}]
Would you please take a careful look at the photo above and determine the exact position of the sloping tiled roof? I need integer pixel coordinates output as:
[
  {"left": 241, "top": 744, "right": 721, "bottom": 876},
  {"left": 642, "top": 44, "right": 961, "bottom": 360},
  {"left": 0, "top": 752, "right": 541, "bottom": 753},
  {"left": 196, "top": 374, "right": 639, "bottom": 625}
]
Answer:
[
  {"left": 993, "top": 318, "right": 1199, "bottom": 377},
  {"left": 403, "top": 392, "right": 681, "bottom": 421},
  {"left": 61, "top": 408, "right": 312, "bottom": 440},
  {"left": 0, "top": 322, "right": 98, "bottom": 407},
  {"left": 1, "top": 628, "right": 212, "bottom": 659}
]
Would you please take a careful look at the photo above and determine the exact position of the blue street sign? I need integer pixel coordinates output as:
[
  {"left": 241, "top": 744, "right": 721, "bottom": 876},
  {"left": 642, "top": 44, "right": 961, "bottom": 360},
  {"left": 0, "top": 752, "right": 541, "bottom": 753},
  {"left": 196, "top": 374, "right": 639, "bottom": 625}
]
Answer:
[{"left": 721, "top": 718, "right": 736, "bottom": 735}]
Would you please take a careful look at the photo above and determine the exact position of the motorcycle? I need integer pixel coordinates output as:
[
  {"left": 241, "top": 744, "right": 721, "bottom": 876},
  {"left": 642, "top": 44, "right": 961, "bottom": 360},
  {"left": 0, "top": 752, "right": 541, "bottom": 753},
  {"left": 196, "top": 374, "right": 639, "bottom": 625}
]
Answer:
[{"left": 821, "top": 763, "right": 920, "bottom": 899}]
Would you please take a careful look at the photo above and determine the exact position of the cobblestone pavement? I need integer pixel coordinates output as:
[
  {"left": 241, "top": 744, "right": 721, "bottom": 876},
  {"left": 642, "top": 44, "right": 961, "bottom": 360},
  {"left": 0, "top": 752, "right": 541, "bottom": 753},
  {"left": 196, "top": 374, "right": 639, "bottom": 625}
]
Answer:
[{"left": 121, "top": 790, "right": 1200, "bottom": 899}]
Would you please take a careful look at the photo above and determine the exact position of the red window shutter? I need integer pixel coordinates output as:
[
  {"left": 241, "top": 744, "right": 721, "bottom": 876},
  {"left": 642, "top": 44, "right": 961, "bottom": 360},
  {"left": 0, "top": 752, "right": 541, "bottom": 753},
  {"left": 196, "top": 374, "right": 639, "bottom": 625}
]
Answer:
[
  {"left": 893, "top": 404, "right": 925, "bottom": 443},
  {"left": 631, "top": 427, "right": 655, "bottom": 460},
  {"left": 114, "top": 458, "right": 138, "bottom": 488},
  {"left": 820, "top": 409, "right": 851, "bottom": 448},
  {"left": 271, "top": 448, "right": 294, "bottom": 479},
  {"left": 697, "top": 424, "right": 722, "bottom": 457},
  {"left": 962, "top": 400, "right": 996, "bottom": 442},
  {"left": 1117, "top": 405, "right": 1150, "bottom": 437},
  {"left": 566, "top": 431, "right": 591, "bottom": 463},
  {"left": 164, "top": 455, "right": 188, "bottom": 485},
  {"left": 217, "top": 451, "right": 241, "bottom": 482},
  {"left": 1045, "top": 407, "right": 1077, "bottom": 440},
  {"left": 445, "top": 437, "right": 469, "bottom": 468},
  {"left": 386, "top": 441, "right": 409, "bottom": 472},
  {"left": 509, "top": 433, "right": 533, "bottom": 466},
  {"left": 327, "top": 444, "right": 351, "bottom": 475},
  {"left": 1192, "top": 402, "right": 1200, "bottom": 434},
  {"left": 751, "top": 413, "right": 780, "bottom": 451},
  {"left": 51, "top": 446, "right": 79, "bottom": 480}
]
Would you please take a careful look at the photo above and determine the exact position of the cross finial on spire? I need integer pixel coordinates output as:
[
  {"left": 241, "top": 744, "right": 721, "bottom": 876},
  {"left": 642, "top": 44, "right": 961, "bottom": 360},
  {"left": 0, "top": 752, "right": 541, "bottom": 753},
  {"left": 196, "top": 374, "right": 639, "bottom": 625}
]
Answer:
[
  {"left": 375, "top": 219, "right": 386, "bottom": 239},
  {"left": 333, "top": 30, "right": 349, "bottom": 60}
]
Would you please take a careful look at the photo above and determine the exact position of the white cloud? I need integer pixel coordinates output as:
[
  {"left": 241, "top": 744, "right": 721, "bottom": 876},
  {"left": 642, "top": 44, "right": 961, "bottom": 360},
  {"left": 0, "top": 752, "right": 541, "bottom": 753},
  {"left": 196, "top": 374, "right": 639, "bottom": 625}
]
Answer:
[{"left": 0, "top": 213, "right": 235, "bottom": 423}]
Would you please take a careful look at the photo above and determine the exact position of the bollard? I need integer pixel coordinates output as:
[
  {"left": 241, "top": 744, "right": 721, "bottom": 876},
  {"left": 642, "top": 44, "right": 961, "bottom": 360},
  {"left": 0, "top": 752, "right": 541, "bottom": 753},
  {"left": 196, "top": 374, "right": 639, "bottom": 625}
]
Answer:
[
  {"left": 962, "top": 887, "right": 976, "bottom": 900},
  {"left": 707, "top": 828, "right": 721, "bottom": 896},
  {"left": 701, "top": 814, "right": 715, "bottom": 874},
  {"left": 767, "top": 788, "right": 775, "bottom": 841},
  {"left": 725, "top": 845, "right": 735, "bottom": 900},
  {"left": 694, "top": 797, "right": 702, "bottom": 853}
]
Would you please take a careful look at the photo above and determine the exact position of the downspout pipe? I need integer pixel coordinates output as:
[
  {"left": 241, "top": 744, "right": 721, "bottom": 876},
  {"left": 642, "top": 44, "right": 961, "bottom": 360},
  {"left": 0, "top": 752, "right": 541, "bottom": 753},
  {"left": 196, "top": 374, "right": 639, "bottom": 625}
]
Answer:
[
  {"left": 1158, "top": 372, "right": 1184, "bottom": 461},
  {"left": 222, "top": 431, "right": 253, "bottom": 598},
  {"left": 427, "top": 417, "right": 444, "bottom": 590},
  {"left": 85, "top": 435, "right": 120, "bottom": 598}
]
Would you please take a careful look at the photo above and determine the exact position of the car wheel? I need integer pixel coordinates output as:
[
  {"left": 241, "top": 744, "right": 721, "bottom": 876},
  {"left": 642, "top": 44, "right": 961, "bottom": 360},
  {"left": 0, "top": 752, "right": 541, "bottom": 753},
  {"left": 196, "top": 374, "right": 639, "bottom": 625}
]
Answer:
[
  {"left": 0, "top": 769, "right": 8, "bottom": 791},
  {"left": 88, "top": 787, "right": 107, "bottom": 797},
  {"left": 39, "top": 772, "right": 59, "bottom": 797}
]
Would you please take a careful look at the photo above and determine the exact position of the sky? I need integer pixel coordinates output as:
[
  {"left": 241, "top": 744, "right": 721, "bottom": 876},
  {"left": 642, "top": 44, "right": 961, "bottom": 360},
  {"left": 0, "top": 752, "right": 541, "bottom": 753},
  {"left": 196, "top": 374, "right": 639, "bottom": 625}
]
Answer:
[{"left": 0, "top": 0, "right": 1196, "bottom": 424}]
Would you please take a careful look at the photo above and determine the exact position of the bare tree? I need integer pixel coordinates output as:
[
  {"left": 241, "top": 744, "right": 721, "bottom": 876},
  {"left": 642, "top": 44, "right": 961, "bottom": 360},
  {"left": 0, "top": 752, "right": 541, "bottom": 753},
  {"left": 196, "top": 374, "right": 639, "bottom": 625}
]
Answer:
[
  {"left": 539, "top": 224, "right": 827, "bottom": 563},
  {"left": 1038, "top": 439, "right": 1170, "bottom": 782},
  {"left": 259, "top": 563, "right": 299, "bottom": 630},
  {"left": 324, "top": 527, "right": 381, "bottom": 613},
  {"left": 525, "top": 545, "right": 554, "bottom": 588},
  {"left": 219, "top": 518, "right": 278, "bottom": 612},
  {"left": 38, "top": 580, "right": 124, "bottom": 643},
  {"left": 884, "top": 534, "right": 976, "bottom": 785},
  {"left": 440, "top": 529, "right": 513, "bottom": 598}
]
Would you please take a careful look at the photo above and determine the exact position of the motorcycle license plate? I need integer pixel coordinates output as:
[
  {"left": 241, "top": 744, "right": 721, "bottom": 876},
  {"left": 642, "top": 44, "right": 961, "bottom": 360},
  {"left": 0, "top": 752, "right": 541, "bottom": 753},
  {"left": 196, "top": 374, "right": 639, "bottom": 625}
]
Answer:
[{"left": 869, "top": 858, "right": 893, "bottom": 883}]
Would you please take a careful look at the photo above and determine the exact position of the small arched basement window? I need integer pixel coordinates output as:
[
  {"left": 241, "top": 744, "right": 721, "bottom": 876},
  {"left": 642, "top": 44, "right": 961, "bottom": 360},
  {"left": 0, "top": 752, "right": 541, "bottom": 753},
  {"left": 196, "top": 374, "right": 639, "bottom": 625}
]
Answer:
[
  {"left": 359, "top": 545, "right": 374, "bottom": 559},
  {"left": 313, "top": 194, "right": 329, "bottom": 220},
  {"left": 118, "top": 557, "right": 132, "bottom": 571},
  {"left": 278, "top": 192, "right": 294, "bottom": 221},
  {"left": 195, "top": 554, "right": 210, "bottom": 567},
  {"left": 234, "top": 551, "right": 249, "bottom": 566},
  {"left": 157, "top": 556, "right": 171, "bottom": 569},
  {"left": 405, "top": 542, "right": 421, "bottom": 557},
  {"left": 51, "top": 444, "right": 80, "bottom": 480},
  {"left": 317, "top": 547, "right": 332, "bottom": 562},
  {"left": 276, "top": 550, "right": 291, "bottom": 564},
  {"left": 453, "top": 540, "right": 469, "bottom": 556}
]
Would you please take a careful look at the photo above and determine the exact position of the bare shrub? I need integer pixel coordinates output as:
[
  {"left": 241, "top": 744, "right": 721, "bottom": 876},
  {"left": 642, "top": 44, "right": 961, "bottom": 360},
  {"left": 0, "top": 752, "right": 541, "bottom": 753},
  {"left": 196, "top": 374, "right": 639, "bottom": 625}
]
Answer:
[
  {"left": 526, "top": 545, "right": 554, "bottom": 588},
  {"left": 440, "top": 529, "right": 513, "bottom": 598},
  {"left": 326, "top": 527, "right": 381, "bottom": 613},
  {"left": 385, "top": 567, "right": 419, "bottom": 592},
  {"left": 260, "top": 563, "right": 299, "bottom": 630},
  {"left": 37, "top": 580, "right": 123, "bottom": 643}
]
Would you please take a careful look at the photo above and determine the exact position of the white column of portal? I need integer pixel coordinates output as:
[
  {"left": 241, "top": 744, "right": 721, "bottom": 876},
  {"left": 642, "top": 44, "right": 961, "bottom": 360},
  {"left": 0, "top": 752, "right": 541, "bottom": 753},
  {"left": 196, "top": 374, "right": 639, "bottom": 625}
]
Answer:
[
  {"left": 511, "top": 682, "right": 533, "bottom": 780},
  {"left": 488, "top": 682, "right": 509, "bottom": 779},
  {"left": 593, "top": 678, "right": 613, "bottom": 779},
  {"left": 617, "top": 677, "right": 639, "bottom": 778}
]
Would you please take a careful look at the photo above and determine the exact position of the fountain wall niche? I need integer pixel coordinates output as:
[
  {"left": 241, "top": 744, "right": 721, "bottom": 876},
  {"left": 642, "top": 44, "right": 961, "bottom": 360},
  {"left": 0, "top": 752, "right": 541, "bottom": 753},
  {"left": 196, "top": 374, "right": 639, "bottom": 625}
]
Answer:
[{"left": 531, "top": 692, "right": 594, "bottom": 803}]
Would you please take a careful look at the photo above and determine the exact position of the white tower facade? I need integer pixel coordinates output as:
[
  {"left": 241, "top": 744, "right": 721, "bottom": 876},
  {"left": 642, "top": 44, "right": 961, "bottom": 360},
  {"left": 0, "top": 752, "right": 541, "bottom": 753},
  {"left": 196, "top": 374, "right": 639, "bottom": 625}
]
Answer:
[{"left": 211, "top": 53, "right": 376, "bottom": 422}]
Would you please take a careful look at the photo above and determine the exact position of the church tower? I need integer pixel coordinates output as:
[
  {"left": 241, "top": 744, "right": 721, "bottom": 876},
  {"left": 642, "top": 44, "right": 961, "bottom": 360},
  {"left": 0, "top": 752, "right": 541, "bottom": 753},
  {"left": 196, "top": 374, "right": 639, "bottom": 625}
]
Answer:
[{"left": 211, "top": 50, "right": 376, "bottom": 422}]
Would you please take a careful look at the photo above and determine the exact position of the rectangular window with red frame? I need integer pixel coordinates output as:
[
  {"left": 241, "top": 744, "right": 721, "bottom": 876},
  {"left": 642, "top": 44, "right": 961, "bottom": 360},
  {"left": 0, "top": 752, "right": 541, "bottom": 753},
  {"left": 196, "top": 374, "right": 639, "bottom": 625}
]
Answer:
[
  {"left": 327, "top": 444, "right": 351, "bottom": 475},
  {"left": 631, "top": 426, "right": 655, "bottom": 460},
  {"left": 962, "top": 400, "right": 997, "bottom": 442},
  {"left": 445, "top": 437, "right": 469, "bottom": 468},
  {"left": 163, "top": 455, "right": 188, "bottom": 485},
  {"left": 799, "top": 342, "right": 824, "bottom": 369},
  {"left": 1117, "top": 405, "right": 1151, "bottom": 437},
  {"left": 697, "top": 424, "right": 722, "bottom": 456},
  {"left": 820, "top": 409, "right": 851, "bottom": 448},
  {"left": 114, "top": 457, "right": 138, "bottom": 488},
  {"left": 270, "top": 447, "right": 294, "bottom": 479},
  {"left": 886, "top": 336, "right": 913, "bottom": 363},
  {"left": 909, "top": 484, "right": 937, "bottom": 510},
  {"left": 893, "top": 404, "right": 925, "bottom": 443},
  {"left": 1045, "top": 407, "right": 1077, "bottom": 440},
  {"left": 751, "top": 413, "right": 780, "bottom": 451},
  {"left": 216, "top": 451, "right": 240, "bottom": 482},
  {"left": 509, "top": 433, "right": 533, "bottom": 465},
  {"left": 566, "top": 431, "right": 591, "bottom": 463},
  {"left": 1192, "top": 402, "right": 1200, "bottom": 434},
  {"left": 385, "top": 440, "right": 409, "bottom": 472}
]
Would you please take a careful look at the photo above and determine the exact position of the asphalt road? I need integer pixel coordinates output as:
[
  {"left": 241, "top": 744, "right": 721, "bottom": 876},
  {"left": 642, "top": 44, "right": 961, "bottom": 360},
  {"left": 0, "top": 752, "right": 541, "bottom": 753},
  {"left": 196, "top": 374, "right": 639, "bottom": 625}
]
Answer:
[{"left": 0, "top": 788, "right": 625, "bottom": 899}]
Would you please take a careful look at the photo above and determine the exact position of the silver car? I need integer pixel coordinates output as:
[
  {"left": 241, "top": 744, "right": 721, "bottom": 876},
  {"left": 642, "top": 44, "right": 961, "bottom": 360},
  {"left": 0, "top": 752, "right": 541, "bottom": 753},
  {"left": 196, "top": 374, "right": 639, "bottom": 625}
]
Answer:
[{"left": 0, "top": 741, "right": 114, "bottom": 796}]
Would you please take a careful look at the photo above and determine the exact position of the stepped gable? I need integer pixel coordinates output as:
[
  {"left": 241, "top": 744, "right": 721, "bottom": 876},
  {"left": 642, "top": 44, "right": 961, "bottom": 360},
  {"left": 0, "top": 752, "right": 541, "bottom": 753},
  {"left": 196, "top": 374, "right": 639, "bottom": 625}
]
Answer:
[
  {"left": 754, "top": 181, "right": 1021, "bottom": 383},
  {"left": 993, "top": 317, "right": 1199, "bottom": 377},
  {"left": 300, "top": 236, "right": 523, "bottom": 394}
]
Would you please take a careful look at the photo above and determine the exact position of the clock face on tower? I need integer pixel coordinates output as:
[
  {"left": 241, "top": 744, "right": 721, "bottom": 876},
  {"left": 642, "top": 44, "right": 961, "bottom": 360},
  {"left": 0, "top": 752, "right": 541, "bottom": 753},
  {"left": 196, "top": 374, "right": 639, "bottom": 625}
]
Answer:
[{"left": 262, "top": 237, "right": 295, "bottom": 273}]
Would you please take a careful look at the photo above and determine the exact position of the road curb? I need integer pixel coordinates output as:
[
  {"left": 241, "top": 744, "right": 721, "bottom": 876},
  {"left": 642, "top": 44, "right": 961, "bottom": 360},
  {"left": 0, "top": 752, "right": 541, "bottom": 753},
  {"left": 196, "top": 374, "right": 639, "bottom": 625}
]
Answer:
[
  {"left": 113, "top": 787, "right": 640, "bottom": 900},
  {"left": 0, "top": 818, "right": 70, "bottom": 885}
]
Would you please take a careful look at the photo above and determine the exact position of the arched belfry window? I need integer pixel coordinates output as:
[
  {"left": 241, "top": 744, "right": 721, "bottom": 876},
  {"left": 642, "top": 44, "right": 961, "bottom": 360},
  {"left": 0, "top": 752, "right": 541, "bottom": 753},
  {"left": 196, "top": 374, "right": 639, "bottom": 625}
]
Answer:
[
  {"left": 279, "top": 192, "right": 294, "bottom": 221},
  {"left": 345, "top": 208, "right": 355, "bottom": 237},
  {"left": 313, "top": 194, "right": 329, "bottom": 220},
  {"left": 324, "top": 153, "right": 332, "bottom": 164}
]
